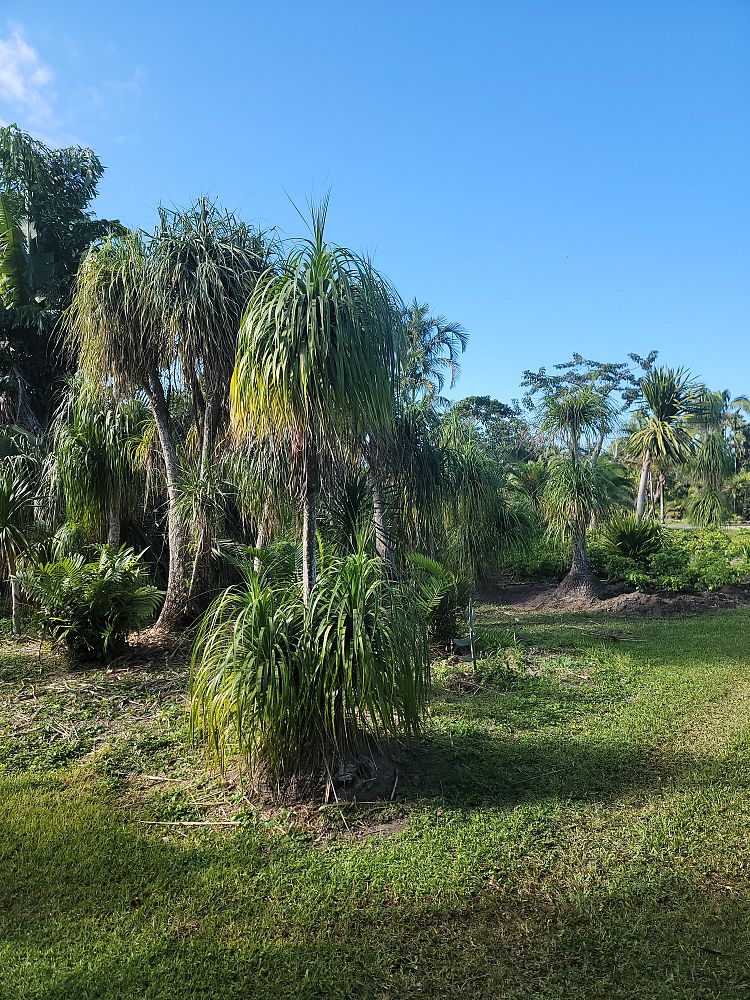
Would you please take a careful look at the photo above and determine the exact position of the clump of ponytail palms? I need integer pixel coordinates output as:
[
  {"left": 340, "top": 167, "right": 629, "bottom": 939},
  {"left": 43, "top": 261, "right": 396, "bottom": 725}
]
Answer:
[{"left": 189, "top": 550, "right": 429, "bottom": 795}]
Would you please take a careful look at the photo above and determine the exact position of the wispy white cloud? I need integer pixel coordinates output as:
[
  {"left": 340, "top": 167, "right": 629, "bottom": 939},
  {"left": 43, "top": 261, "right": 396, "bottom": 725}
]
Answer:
[
  {"left": 0, "top": 26, "right": 55, "bottom": 129},
  {"left": 0, "top": 25, "right": 148, "bottom": 146}
]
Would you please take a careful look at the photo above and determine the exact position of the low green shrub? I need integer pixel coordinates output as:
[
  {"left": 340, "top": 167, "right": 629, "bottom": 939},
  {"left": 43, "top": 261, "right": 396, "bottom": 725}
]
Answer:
[
  {"left": 498, "top": 534, "right": 568, "bottom": 581},
  {"left": 19, "top": 546, "right": 163, "bottom": 662}
]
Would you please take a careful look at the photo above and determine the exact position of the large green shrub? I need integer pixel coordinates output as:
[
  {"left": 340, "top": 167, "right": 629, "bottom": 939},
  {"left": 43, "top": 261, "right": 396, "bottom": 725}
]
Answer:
[
  {"left": 592, "top": 527, "right": 750, "bottom": 592},
  {"left": 189, "top": 551, "right": 431, "bottom": 791},
  {"left": 19, "top": 546, "right": 163, "bottom": 662}
]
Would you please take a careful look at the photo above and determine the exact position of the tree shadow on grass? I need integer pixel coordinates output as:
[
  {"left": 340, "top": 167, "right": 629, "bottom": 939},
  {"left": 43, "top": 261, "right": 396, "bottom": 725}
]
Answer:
[
  {"left": 400, "top": 728, "right": 669, "bottom": 809},
  {"left": 1, "top": 771, "right": 748, "bottom": 1000},
  {"left": 3, "top": 851, "right": 748, "bottom": 999}
]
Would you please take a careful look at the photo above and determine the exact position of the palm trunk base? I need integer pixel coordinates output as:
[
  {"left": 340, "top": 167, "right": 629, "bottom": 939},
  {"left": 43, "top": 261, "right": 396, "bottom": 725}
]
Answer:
[{"left": 554, "top": 566, "right": 602, "bottom": 602}]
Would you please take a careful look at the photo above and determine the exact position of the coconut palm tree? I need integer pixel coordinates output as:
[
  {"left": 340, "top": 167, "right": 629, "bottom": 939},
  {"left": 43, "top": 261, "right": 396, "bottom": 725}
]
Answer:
[
  {"left": 628, "top": 367, "right": 699, "bottom": 523},
  {"left": 231, "top": 200, "right": 402, "bottom": 604}
]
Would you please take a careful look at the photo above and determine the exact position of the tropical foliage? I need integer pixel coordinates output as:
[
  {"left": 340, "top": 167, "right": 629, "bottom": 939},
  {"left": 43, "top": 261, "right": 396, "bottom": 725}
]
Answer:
[
  {"left": 2, "top": 122, "right": 749, "bottom": 791},
  {"left": 18, "top": 545, "right": 163, "bottom": 661}
]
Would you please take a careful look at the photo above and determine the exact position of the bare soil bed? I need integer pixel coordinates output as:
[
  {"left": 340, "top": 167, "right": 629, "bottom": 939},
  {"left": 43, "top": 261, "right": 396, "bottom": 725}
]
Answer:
[{"left": 495, "top": 580, "right": 750, "bottom": 617}]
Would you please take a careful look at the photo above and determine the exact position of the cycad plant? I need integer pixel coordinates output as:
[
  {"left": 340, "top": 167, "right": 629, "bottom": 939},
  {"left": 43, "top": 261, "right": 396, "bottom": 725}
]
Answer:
[
  {"left": 19, "top": 545, "right": 163, "bottom": 661},
  {"left": 189, "top": 550, "right": 429, "bottom": 793},
  {"left": 602, "top": 513, "right": 663, "bottom": 563}
]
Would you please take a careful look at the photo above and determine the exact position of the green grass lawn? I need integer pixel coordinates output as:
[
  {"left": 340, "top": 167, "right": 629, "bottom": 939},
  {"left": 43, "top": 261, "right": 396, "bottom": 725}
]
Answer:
[{"left": 1, "top": 608, "right": 750, "bottom": 999}]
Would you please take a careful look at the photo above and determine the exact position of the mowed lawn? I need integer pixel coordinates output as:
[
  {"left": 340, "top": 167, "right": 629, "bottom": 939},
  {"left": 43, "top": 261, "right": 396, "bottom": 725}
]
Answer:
[{"left": 1, "top": 608, "right": 750, "bottom": 999}]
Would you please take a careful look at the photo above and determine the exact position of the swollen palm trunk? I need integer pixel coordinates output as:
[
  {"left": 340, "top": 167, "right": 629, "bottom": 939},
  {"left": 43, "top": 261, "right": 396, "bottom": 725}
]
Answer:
[{"left": 555, "top": 525, "right": 601, "bottom": 601}]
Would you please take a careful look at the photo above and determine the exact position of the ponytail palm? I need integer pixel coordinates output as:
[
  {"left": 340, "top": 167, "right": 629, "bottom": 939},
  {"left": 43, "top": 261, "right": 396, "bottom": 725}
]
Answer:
[
  {"left": 65, "top": 233, "right": 189, "bottom": 626},
  {"left": 52, "top": 380, "right": 148, "bottom": 548},
  {"left": 628, "top": 367, "right": 699, "bottom": 522},
  {"left": 231, "top": 201, "right": 401, "bottom": 603},
  {"left": 0, "top": 468, "right": 36, "bottom": 633},
  {"left": 539, "top": 385, "right": 622, "bottom": 598}
]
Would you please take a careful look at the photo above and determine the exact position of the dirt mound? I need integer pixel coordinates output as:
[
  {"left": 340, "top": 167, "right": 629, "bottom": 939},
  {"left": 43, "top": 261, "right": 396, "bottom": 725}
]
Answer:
[{"left": 497, "top": 582, "right": 750, "bottom": 617}]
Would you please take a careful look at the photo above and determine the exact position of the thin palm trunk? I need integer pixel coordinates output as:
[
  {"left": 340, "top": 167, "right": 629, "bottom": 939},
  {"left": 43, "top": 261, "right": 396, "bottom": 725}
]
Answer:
[
  {"left": 8, "top": 553, "right": 20, "bottom": 635},
  {"left": 106, "top": 495, "right": 121, "bottom": 549},
  {"left": 253, "top": 503, "right": 271, "bottom": 573},
  {"left": 301, "top": 443, "right": 319, "bottom": 606},
  {"left": 658, "top": 471, "right": 665, "bottom": 523},
  {"left": 370, "top": 474, "right": 394, "bottom": 566},
  {"left": 302, "top": 485, "right": 317, "bottom": 606},
  {"left": 146, "top": 375, "right": 190, "bottom": 628},
  {"left": 635, "top": 450, "right": 651, "bottom": 523}
]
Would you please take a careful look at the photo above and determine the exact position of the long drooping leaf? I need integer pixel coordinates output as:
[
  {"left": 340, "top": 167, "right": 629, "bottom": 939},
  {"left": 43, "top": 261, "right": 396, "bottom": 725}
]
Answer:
[{"left": 0, "top": 192, "right": 29, "bottom": 308}]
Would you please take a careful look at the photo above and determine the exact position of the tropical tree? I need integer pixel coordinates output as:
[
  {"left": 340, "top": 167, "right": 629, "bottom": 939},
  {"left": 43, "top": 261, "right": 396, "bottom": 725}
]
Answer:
[
  {"left": 51, "top": 379, "right": 148, "bottom": 548},
  {"left": 439, "top": 417, "right": 532, "bottom": 582},
  {"left": 684, "top": 390, "right": 735, "bottom": 527},
  {"left": 0, "top": 465, "right": 36, "bottom": 633},
  {"left": 400, "top": 300, "right": 467, "bottom": 405},
  {"left": 64, "top": 233, "right": 184, "bottom": 625},
  {"left": 151, "top": 200, "right": 271, "bottom": 604},
  {"left": 0, "top": 124, "right": 119, "bottom": 426},
  {"left": 628, "top": 367, "right": 699, "bottom": 523},
  {"left": 231, "top": 201, "right": 402, "bottom": 604},
  {"left": 538, "top": 386, "right": 629, "bottom": 598}
]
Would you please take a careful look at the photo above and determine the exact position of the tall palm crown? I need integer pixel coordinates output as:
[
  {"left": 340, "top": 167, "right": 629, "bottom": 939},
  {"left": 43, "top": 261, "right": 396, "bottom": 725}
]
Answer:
[
  {"left": 628, "top": 366, "right": 700, "bottom": 523},
  {"left": 152, "top": 201, "right": 271, "bottom": 464},
  {"left": 628, "top": 367, "right": 698, "bottom": 465},
  {"left": 231, "top": 201, "right": 401, "bottom": 453},
  {"left": 231, "top": 200, "right": 403, "bottom": 601},
  {"left": 66, "top": 232, "right": 166, "bottom": 390},
  {"left": 400, "top": 300, "right": 467, "bottom": 404},
  {"left": 541, "top": 385, "right": 613, "bottom": 461}
]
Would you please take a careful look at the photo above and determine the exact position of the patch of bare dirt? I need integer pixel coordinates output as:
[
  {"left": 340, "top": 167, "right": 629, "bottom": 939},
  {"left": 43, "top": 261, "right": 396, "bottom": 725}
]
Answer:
[{"left": 496, "top": 581, "right": 750, "bottom": 617}]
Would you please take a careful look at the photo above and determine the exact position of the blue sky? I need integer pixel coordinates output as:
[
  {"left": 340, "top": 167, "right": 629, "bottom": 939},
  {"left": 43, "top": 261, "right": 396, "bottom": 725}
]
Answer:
[{"left": 1, "top": 1, "right": 748, "bottom": 403}]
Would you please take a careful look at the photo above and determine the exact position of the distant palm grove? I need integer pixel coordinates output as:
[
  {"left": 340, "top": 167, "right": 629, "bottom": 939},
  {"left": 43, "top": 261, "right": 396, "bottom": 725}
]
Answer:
[{"left": 1, "top": 123, "right": 749, "bottom": 792}]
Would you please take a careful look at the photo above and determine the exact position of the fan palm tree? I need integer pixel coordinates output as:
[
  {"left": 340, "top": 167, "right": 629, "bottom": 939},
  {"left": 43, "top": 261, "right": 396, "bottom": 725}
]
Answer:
[
  {"left": 231, "top": 199, "right": 402, "bottom": 604},
  {"left": 628, "top": 367, "right": 699, "bottom": 523}
]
